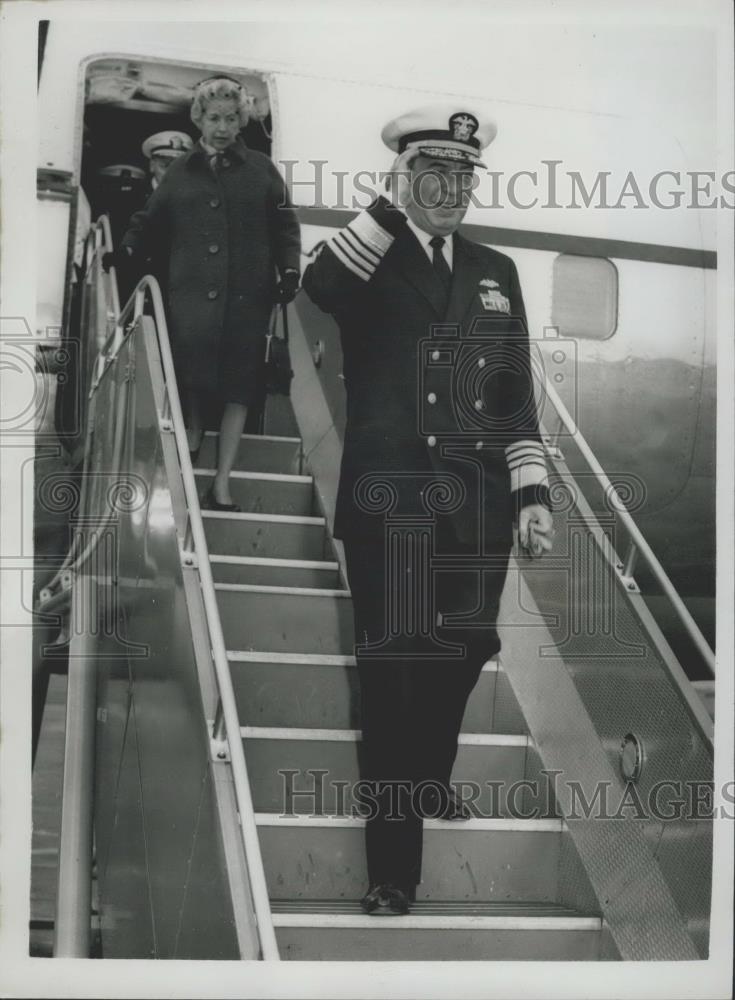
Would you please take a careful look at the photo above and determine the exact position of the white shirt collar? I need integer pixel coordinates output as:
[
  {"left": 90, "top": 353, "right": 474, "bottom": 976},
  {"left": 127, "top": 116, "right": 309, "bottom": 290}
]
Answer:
[{"left": 404, "top": 215, "right": 454, "bottom": 270}]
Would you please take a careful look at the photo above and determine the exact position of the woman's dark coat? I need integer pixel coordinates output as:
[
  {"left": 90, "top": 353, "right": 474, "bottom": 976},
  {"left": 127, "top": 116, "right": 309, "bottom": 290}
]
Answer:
[{"left": 121, "top": 139, "right": 301, "bottom": 405}]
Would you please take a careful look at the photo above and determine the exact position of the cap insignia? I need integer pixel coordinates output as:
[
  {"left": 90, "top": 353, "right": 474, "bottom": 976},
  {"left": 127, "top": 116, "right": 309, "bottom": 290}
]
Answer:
[{"left": 449, "top": 113, "right": 479, "bottom": 142}]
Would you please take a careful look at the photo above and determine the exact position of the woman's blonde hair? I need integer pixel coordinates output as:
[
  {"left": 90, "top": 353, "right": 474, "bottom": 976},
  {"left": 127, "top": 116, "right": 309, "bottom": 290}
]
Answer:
[{"left": 190, "top": 77, "right": 252, "bottom": 127}]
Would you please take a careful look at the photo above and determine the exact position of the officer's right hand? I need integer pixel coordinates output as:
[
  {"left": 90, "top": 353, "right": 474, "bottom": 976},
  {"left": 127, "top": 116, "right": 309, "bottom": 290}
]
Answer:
[
  {"left": 384, "top": 149, "right": 417, "bottom": 209},
  {"left": 518, "top": 505, "right": 555, "bottom": 557}
]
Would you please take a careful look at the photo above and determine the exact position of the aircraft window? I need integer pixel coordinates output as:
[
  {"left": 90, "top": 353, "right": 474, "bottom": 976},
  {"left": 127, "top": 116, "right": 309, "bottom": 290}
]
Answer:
[{"left": 551, "top": 254, "right": 618, "bottom": 340}]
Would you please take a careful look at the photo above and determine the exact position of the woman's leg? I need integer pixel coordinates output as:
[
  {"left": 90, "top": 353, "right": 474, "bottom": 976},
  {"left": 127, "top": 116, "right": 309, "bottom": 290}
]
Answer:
[{"left": 213, "top": 402, "right": 248, "bottom": 504}]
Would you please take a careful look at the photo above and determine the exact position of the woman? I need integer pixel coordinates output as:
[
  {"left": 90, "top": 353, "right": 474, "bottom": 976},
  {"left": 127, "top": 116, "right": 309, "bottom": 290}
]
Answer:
[{"left": 108, "top": 77, "right": 301, "bottom": 510}]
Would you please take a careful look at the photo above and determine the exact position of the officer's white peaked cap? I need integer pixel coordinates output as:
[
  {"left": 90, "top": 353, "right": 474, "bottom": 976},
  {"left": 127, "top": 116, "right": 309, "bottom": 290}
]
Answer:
[
  {"left": 142, "top": 131, "right": 193, "bottom": 160},
  {"left": 382, "top": 104, "right": 496, "bottom": 168}
]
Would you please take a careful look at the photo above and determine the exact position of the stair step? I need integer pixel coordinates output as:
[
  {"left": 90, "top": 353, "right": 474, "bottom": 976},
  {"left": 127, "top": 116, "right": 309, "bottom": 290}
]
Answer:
[
  {"left": 216, "top": 584, "right": 354, "bottom": 654},
  {"left": 196, "top": 432, "right": 302, "bottom": 475},
  {"left": 194, "top": 470, "right": 314, "bottom": 517},
  {"left": 202, "top": 511, "right": 329, "bottom": 562},
  {"left": 228, "top": 652, "right": 526, "bottom": 733},
  {"left": 270, "top": 899, "right": 600, "bottom": 960},
  {"left": 256, "top": 814, "right": 566, "bottom": 903},
  {"left": 210, "top": 555, "right": 341, "bottom": 589},
  {"left": 243, "top": 728, "right": 540, "bottom": 817}
]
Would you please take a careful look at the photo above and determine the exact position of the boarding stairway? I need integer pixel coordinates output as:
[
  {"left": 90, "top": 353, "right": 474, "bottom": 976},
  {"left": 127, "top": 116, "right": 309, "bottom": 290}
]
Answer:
[
  {"left": 36, "top": 218, "right": 714, "bottom": 962},
  {"left": 197, "top": 431, "right": 602, "bottom": 961}
]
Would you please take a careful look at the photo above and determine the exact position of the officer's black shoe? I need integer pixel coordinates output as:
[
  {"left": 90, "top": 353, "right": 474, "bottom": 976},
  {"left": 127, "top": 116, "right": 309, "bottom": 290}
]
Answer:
[
  {"left": 418, "top": 786, "right": 472, "bottom": 821},
  {"left": 360, "top": 883, "right": 412, "bottom": 915}
]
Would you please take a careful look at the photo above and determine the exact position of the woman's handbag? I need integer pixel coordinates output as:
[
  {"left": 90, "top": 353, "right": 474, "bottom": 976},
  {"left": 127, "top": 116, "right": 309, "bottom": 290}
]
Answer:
[{"left": 264, "top": 302, "right": 293, "bottom": 396}]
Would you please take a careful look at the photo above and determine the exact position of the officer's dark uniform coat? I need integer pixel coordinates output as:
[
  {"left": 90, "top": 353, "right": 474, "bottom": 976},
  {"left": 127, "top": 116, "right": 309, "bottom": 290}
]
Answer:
[
  {"left": 303, "top": 197, "right": 545, "bottom": 551},
  {"left": 121, "top": 140, "right": 301, "bottom": 405}
]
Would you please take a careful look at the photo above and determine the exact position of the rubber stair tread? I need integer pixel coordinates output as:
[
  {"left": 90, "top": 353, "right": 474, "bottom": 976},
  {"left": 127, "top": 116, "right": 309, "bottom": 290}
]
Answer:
[
  {"left": 194, "top": 469, "right": 311, "bottom": 482},
  {"left": 227, "top": 650, "right": 357, "bottom": 665},
  {"left": 226, "top": 651, "right": 498, "bottom": 667},
  {"left": 271, "top": 900, "right": 590, "bottom": 916},
  {"left": 210, "top": 554, "right": 338, "bottom": 567},
  {"left": 202, "top": 431, "right": 301, "bottom": 443},
  {"left": 201, "top": 511, "right": 325, "bottom": 523}
]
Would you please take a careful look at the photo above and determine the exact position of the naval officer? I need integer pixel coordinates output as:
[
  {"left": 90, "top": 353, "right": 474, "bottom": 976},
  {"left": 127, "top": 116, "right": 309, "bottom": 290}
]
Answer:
[
  {"left": 303, "top": 105, "right": 554, "bottom": 915},
  {"left": 141, "top": 129, "right": 194, "bottom": 192}
]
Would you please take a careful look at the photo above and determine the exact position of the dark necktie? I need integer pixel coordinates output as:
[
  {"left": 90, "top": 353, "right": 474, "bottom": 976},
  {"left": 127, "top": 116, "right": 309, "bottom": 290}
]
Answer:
[{"left": 429, "top": 235, "right": 452, "bottom": 299}]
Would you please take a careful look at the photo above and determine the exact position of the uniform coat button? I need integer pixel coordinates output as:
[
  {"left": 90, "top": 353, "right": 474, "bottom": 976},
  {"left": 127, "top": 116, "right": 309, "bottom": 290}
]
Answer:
[
  {"left": 478, "top": 357, "right": 486, "bottom": 368},
  {"left": 427, "top": 435, "right": 437, "bottom": 447},
  {"left": 208, "top": 289, "right": 218, "bottom": 300},
  {"left": 431, "top": 349, "right": 440, "bottom": 361},
  {"left": 209, "top": 244, "right": 219, "bottom": 254},
  {"left": 209, "top": 198, "right": 220, "bottom": 208},
  {"left": 474, "top": 399, "right": 484, "bottom": 411},
  {"left": 427, "top": 392, "right": 437, "bottom": 404},
  {"left": 475, "top": 440, "right": 483, "bottom": 450},
  {"left": 221, "top": 158, "right": 230, "bottom": 168}
]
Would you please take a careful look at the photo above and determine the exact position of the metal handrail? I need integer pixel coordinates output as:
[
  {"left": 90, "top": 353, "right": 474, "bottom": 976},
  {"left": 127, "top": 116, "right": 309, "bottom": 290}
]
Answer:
[
  {"left": 541, "top": 372, "right": 716, "bottom": 676},
  {"left": 49, "top": 215, "right": 278, "bottom": 958},
  {"left": 39, "top": 217, "right": 121, "bottom": 606},
  {"left": 119, "top": 276, "right": 280, "bottom": 960}
]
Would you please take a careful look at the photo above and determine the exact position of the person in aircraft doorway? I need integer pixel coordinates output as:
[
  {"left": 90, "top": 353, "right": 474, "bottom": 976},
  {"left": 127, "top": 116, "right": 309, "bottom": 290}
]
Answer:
[
  {"left": 141, "top": 129, "right": 193, "bottom": 194},
  {"left": 303, "top": 104, "right": 555, "bottom": 916},
  {"left": 104, "top": 76, "right": 301, "bottom": 510}
]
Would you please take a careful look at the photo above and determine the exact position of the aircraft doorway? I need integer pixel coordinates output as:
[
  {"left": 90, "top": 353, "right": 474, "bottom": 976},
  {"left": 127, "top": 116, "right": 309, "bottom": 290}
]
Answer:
[{"left": 79, "top": 56, "right": 275, "bottom": 433}]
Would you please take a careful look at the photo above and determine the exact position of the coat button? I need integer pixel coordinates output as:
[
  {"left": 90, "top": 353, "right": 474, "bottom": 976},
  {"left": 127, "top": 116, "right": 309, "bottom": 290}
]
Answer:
[
  {"left": 427, "top": 392, "right": 437, "bottom": 404},
  {"left": 431, "top": 349, "right": 440, "bottom": 361},
  {"left": 221, "top": 158, "right": 230, "bottom": 168},
  {"left": 209, "top": 244, "right": 219, "bottom": 254},
  {"left": 475, "top": 440, "right": 483, "bottom": 450},
  {"left": 210, "top": 198, "right": 220, "bottom": 208},
  {"left": 427, "top": 435, "right": 437, "bottom": 447},
  {"left": 478, "top": 357, "right": 486, "bottom": 368},
  {"left": 474, "top": 399, "right": 484, "bottom": 411},
  {"left": 208, "top": 289, "right": 218, "bottom": 300}
]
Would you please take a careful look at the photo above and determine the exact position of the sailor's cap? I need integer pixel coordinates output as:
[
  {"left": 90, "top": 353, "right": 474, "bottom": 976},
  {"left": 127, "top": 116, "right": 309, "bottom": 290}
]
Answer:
[
  {"left": 141, "top": 130, "right": 193, "bottom": 160},
  {"left": 96, "top": 164, "right": 147, "bottom": 180},
  {"left": 381, "top": 104, "right": 497, "bottom": 168}
]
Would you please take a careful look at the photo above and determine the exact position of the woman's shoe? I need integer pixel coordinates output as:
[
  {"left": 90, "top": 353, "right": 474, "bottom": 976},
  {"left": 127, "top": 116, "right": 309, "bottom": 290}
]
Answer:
[{"left": 202, "top": 486, "right": 241, "bottom": 513}]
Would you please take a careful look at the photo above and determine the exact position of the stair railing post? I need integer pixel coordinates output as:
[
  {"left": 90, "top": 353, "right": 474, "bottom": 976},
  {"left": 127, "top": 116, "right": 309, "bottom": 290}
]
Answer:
[{"left": 53, "top": 568, "right": 98, "bottom": 957}]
